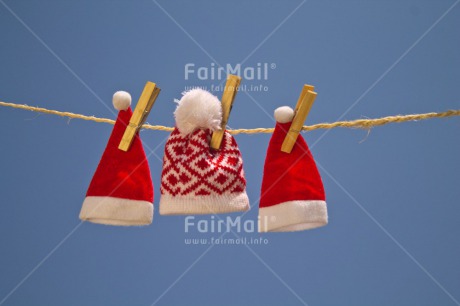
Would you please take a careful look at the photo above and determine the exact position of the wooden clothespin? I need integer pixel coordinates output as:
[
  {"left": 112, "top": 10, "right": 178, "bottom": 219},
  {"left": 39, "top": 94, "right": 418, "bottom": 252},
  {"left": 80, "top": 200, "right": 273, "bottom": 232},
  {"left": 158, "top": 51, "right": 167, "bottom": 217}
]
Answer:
[
  {"left": 210, "top": 74, "right": 241, "bottom": 150},
  {"left": 118, "top": 81, "right": 160, "bottom": 152},
  {"left": 281, "top": 84, "right": 317, "bottom": 153}
]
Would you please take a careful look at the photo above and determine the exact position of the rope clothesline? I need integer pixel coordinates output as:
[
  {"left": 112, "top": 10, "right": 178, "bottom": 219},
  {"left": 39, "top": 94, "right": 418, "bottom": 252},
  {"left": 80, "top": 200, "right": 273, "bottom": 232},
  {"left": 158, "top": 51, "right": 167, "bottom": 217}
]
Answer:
[{"left": 1, "top": 101, "right": 459, "bottom": 134}]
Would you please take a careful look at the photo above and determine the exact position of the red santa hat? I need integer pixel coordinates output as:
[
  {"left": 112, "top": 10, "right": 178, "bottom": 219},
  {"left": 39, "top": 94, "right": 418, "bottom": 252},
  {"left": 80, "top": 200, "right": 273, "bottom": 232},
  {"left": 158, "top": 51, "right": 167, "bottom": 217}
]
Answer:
[
  {"left": 79, "top": 91, "right": 154, "bottom": 226},
  {"left": 159, "top": 88, "right": 249, "bottom": 215},
  {"left": 258, "top": 106, "right": 328, "bottom": 232}
]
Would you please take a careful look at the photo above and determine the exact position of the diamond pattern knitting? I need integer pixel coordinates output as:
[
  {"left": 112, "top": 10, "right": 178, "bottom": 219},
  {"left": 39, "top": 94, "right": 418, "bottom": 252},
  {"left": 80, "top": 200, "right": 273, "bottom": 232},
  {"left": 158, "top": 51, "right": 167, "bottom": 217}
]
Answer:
[{"left": 161, "top": 128, "right": 246, "bottom": 197}]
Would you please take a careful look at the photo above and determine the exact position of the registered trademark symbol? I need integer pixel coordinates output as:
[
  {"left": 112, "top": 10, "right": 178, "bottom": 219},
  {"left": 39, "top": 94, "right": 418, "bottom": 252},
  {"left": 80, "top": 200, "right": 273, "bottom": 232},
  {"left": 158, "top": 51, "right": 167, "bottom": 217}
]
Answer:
[{"left": 270, "top": 63, "right": 276, "bottom": 69}]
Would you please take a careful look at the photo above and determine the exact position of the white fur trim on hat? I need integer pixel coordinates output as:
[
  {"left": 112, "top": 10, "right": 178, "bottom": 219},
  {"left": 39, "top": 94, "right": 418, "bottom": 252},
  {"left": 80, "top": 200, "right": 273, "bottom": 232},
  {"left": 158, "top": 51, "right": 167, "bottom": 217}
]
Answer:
[
  {"left": 274, "top": 106, "right": 295, "bottom": 123},
  {"left": 174, "top": 88, "right": 222, "bottom": 135},
  {"left": 113, "top": 91, "right": 132, "bottom": 111},
  {"left": 80, "top": 196, "right": 153, "bottom": 226},
  {"left": 159, "top": 193, "right": 249, "bottom": 215},
  {"left": 258, "top": 200, "right": 327, "bottom": 232}
]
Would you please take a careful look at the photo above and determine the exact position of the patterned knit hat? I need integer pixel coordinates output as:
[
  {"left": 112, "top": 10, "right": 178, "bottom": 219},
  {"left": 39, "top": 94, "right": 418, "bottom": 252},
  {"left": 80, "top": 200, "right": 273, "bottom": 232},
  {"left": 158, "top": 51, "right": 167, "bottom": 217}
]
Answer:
[
  {"left": 80, "top": 91, "right": 154, "bottom": 226},
  {"left": 159, "top": 88, "right": 249, "bottom": 215},
  {"left": 258, "top": 106, "right": 328, "bottom": 232}
]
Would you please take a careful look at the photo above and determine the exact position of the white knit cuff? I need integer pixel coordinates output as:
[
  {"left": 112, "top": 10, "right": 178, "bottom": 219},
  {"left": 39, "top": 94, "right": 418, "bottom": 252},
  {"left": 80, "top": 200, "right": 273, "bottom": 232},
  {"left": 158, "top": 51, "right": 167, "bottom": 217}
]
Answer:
[
  {"left": 258, "top": 200, "right": 327, "bottom": 232},
  {"left": 159, "top": 193, "right": 250, "bottom": 215},
  {"left": 80, "top": 196, "right": 153, "bottom": 226}
]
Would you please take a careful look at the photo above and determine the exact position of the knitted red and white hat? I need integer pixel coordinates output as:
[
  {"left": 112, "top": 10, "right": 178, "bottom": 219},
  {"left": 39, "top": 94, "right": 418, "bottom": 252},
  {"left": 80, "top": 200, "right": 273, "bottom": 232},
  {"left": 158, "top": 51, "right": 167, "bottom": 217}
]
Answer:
[
  {"left": 79, "top": 91, "right": 154, "bottom": 226},
  {"left": 258, "top": 106, "right": 328, "bottom": 232},
  {"left": 159, "top": 88, "right": 249, "bottom": 215}
]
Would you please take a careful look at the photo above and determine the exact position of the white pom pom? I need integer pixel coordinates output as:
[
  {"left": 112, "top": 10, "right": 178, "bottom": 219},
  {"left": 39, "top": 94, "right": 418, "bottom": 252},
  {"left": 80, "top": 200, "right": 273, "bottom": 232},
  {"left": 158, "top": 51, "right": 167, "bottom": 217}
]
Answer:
[
  {"left": 113, "top": 91, "right": 131, "bottom": 111},
  {"left": 174, "top": 88, "right": 222, "bottom": 135},
  {"left": 274, "top": 106, "right": 294, "bottom": 123}
]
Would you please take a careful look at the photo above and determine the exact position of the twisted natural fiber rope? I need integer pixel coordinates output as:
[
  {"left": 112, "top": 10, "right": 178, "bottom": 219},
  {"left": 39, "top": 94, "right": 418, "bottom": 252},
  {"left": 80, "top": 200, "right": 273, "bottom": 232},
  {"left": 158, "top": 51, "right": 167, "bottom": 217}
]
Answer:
[{"left": 1, "top": 101, "right": 459, "bottom": 134}]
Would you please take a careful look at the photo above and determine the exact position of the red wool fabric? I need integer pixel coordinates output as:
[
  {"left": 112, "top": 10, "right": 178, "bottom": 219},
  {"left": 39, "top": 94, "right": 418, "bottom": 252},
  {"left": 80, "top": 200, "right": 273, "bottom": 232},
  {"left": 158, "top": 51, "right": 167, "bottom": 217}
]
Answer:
[
  {"left": 259, "top": 122, "right": 325, "bottom": 208},
  {"left": 86, "top": 108, "right": 153, "bottom": 202},
  {"left": 161, "top": 128, "right": 246, "bottom": 196}
]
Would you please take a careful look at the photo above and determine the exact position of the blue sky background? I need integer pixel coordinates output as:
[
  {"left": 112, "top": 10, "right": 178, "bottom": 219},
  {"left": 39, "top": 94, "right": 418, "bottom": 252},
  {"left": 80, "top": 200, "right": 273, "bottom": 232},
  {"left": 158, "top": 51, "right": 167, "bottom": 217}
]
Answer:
[{"left": 1, "top": 0, "right": 459, "bottom": 305}]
